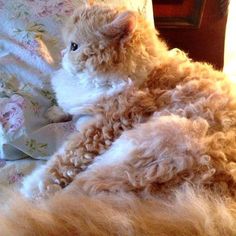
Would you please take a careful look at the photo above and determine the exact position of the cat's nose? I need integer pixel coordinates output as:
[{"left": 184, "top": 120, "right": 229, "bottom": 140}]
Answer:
[{"left": 61, "top": 49, "right": 67, "bottom": 56}]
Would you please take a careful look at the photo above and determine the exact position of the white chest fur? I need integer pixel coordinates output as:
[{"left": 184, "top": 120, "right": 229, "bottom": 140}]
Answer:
[{"left": 51, "top": 69, "right": 131, "bottom": 115}]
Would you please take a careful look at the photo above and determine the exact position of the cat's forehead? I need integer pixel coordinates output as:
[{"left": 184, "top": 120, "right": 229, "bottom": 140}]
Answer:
[
  {"left": 67, "top": 19, "right": 100, "bottom": 43},
  {"left": 64, "top": 5, "right": 133, "bottom": 45},
  {"left": 67, "top": 6, "right": 118, "bottom": 42}
]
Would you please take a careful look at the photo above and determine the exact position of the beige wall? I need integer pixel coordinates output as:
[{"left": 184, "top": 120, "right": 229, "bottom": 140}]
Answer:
[{"left": 224, "top": 0, "right": 236, "bottom": 81}]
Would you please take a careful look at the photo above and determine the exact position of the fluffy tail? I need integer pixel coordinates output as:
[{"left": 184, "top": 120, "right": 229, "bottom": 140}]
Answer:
[{"left": 0, "top": 187, "right": 236, "bottom": 236}]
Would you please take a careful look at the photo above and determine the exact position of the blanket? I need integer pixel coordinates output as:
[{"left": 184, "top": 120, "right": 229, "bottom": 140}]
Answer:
[{"left": 0, "top": 0, "right": 154, "bottom": 195}]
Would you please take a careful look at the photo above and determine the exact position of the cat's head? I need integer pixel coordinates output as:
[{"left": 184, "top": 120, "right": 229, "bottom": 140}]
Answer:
[{"left": 62, "top": 4, "right": 167, "bottom": 86}]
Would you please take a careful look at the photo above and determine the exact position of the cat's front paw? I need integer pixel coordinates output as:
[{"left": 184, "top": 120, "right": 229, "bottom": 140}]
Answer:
[{"left": 20, "top": 165, "right": 62, "bottom": 199}]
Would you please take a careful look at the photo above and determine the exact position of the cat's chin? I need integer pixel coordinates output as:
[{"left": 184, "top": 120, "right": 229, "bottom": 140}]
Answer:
[{"left": 62, "top": 54, "right": 80, "bottom": 76}]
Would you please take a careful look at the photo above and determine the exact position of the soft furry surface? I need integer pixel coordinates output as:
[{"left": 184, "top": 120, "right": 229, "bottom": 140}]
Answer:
[
  {"left": 2, "top": 3, "right": 236, "bottom": 235},
  {"left": 1, "top": 186, "right": 236, "bottom": 236}
]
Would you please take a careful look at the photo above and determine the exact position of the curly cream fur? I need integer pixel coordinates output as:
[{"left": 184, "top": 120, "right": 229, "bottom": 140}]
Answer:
[{"left": 4, "top": 3, "right": 236, "bottom": 235}]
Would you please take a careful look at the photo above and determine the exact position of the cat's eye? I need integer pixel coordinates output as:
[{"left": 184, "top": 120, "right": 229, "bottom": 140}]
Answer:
[{"left": 70, "top": 42, "right": 78, "bottom": 51}]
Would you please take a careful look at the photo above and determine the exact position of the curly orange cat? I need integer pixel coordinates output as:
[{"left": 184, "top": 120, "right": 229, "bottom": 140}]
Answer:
[{"left": 9, "top": 3, "right": 236, "bottom": 235}]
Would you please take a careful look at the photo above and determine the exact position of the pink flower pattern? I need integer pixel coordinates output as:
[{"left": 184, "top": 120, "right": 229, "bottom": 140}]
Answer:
[
  {"left": 26, "top": 0, "right": 73, "bottom": 17},
  {"left": 56, "top": 1, "right": 74, "bottom": 16},
  {"left": 0, "top": 95, "right": 25, "bottom": 134},
  {"left": 8, "top": 172, "right": 24, "bottom": 184},
  {"left": 0, "top": 1, "right": 4, "bottom": 10}
]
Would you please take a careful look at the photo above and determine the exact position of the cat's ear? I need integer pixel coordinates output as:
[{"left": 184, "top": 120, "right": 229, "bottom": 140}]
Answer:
[{"left": 101, "top": 11, "right": 136, "bottom": 42}]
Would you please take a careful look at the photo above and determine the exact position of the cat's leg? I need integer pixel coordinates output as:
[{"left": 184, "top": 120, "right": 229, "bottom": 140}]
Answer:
[
  {"left": 68, "top": 134, "right": 138, "bottom": 194},
  {"left": 70, "top": 115, "right": 210, "bottom": 195},
  {"left": 20, "top": 142, "right": 69, "bottom": 199},
  {"left": 20, "top": 116, "right": 94, "bottom": 199},
  {"left": 20, "top": 115, "right": 125, "bottom": 199}
]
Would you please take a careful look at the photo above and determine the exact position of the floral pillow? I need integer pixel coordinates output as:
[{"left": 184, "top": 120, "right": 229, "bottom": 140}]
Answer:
[{"left": 0, "top": 0, "right": 154, "bottom": 160}]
